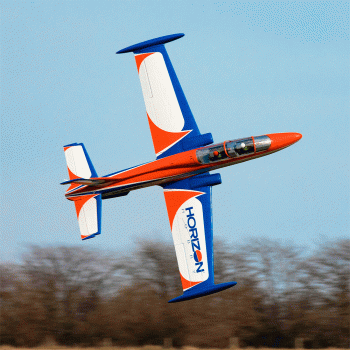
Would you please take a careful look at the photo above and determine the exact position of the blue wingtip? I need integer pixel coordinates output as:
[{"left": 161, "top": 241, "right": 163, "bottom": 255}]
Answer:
[
  {"left": 63, "top": 142, "right": 79, "bottom": 148},
  {"left": 82, "top": 234, "right": 96, "bottom": 240},
  {"left": 168, "top": 281, "right": 237, "bottom": 303},
  {"left": 117, "top": 33, "right": 184, "bottom": 54}
]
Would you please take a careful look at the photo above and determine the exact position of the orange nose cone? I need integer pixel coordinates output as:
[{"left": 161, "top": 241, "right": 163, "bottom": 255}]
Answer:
[{"left": 266, "top": 132, "right": 302, "bottom": 151}]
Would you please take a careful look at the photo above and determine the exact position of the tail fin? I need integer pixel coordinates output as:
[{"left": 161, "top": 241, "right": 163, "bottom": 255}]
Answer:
[
  {"left": 71, "top": 194, "right": 102, "bottom": 240},
  {"left": 63, "top": 143, "right": 102, "bottom": 240},
  {"left": 63, "top": 143, "right": 98, "bottom": 180}
]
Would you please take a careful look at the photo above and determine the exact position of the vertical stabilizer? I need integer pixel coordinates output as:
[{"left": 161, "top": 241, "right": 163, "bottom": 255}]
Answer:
[
  {"left": 63, "top": 142, "right": 98, "bottom": 193},
  {"left": 63, "top": 143, "right": 102, "bottom": 240},
  {"left": 63, "top": 143, "right": 98, "bottom": 180}
]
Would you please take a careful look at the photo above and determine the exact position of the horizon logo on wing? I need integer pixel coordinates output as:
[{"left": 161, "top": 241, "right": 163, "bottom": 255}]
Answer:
[{"left": 186, "top": 206, "right": 205, "bottom": 273}]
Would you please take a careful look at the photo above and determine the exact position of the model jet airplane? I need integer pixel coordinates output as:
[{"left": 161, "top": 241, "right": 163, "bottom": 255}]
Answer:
[{"left": 62, "top": 33, "right": 302, "bottom": 303}]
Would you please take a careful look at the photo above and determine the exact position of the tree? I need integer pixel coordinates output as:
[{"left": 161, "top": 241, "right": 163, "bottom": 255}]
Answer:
[
  {"left": 20, "top": 246, "right": 123, "bottom": 345},
  {"left": 303, "top": 239, "right": 350, "bottom": 347},
  {"left": 0, "top": 263, "right": 45, "bottom": 346},
  {"left": 1, "top": 238, "right": 348, "bottom": 347}
]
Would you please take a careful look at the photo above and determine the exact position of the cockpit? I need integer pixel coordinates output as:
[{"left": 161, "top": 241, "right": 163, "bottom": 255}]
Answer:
[
  {"left": 196, "top": 136, "right": 271, "bottom": 164},
  {"left": 196, "top": 143, "right": 228, "bottom": 164}
]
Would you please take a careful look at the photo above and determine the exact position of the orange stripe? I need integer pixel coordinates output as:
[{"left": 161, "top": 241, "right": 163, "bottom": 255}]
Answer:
[
  {"left": 252, "top": 136, "right": 256, "bottom": 153},
  {"left": 71, "top": 194, "right": 97, "bottom": 218},
  {"left": 180, "top": 272, "right": 202, "bottom": 291},
  {"left": 147, "top": 113, "right": 190, "bottom": 155},
  {"left": 223, "top": 140, "right": 230, "bottom": 158},
  {"left": 135, "top": 52, "right": 154, "bottom": 72},
  {"left": 67, "top": 167, "right": 80, "bottom": 180},
  {"left": 163, "top": 190, "right": 203, "bottom": 230}
]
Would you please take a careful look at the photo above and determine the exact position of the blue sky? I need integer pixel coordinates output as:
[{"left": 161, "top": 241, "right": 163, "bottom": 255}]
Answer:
[{"left": 1, "top": 1, "right": 349, "bottom": 262}]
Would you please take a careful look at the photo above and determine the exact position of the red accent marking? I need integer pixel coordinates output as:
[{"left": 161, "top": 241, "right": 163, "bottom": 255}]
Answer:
[
  {"left": 180, "top": 272, "right": 202, "bottom": 291},
  {"left": 195, "top": 250, "right": 202, "bottom": 262},
  {"left": 71, "top": 194, "right": 97, "bottom": 218},
  {"left": 147, "top": 113, "right": 190, "bottom": 155},
  {"left": 252, "top": 136, "right": 256, "bottom": 153},
  {"left": 213, "top": 150, "right": 219, "bottom": 156},
  {"left": 163, "top": 190, "right": 204, "bottom": 230},
  {"left": 135, "top": 52, "right": 154, "bottom": 72}
]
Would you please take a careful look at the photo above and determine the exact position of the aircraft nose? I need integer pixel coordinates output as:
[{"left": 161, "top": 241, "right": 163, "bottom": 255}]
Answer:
[{"left": 266, "top": 132, "right": 302, "bottom": 151}]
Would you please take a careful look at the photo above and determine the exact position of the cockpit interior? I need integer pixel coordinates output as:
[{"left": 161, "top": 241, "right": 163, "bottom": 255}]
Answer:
[{"left": 196, "top": 136, "right": 271, "bottom": 164}]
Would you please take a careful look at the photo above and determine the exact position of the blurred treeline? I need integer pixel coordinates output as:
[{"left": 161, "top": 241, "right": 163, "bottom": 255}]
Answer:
[{"left": 0, "top": 238, "right": 349, "bottom": 348}]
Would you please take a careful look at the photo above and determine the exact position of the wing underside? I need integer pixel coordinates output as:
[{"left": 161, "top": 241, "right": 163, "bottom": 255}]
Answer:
[
  {"left": 117, "top": 34, "right": 213, "bottom": 159},
  {"left": 162, "top": 174, "right": 236, "bottom": 303},
  {"left": 163, "top": 187, "right": 210, "bottom": 290},
  {"left": 162, "top": 176, "right": 216, "bottom": 290}
]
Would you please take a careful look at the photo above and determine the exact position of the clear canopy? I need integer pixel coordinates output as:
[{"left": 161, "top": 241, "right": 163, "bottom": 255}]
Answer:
[
  {"left": 225, "top": 138, "right": 255, "bottom": 158},
  {"left": 196, "top": 137, "right": 255, "bottom": 164}
]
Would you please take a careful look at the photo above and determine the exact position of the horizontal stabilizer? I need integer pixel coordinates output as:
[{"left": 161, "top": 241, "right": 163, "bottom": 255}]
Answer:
[
  {"left": 71, "top": 194, "right": 102, "bottom": 240},
  {"left": 60, "top": 178, "right": 108, "bottom": 186},
  {"left": 168, "top": 281, "right": 237, "bottom": 303}
]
